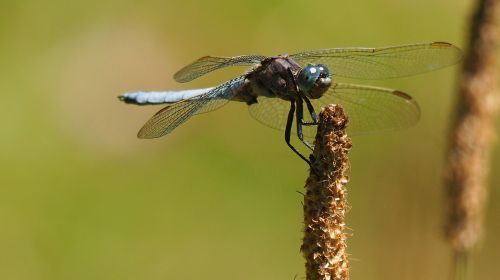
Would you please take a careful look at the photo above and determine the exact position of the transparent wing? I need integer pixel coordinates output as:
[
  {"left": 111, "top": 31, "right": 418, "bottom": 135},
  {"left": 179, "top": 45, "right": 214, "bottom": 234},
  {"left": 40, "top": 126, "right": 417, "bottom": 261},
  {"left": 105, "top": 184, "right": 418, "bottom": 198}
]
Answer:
[
  {"left": 248, "top": 96, "right": 292, "bottom": 135},
  {"left": 289, "top": 42, "right": 462, "bottom": 79},
  {"left": 248, "top": 83, "right": 420, "bottom": 138},
  {"left": 174, "top": 55, "right": 267, "bottom": 83},
  {"left": 138, "top": 76, "right": 246, "bottom": 138}
]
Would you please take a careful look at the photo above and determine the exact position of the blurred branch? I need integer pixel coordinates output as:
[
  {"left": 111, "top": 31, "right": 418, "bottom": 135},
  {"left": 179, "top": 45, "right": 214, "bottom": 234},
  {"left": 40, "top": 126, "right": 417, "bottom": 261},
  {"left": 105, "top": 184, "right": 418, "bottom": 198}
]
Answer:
[
  {"left": 444, "top": 0, "right": 500, "bottom": 277},
  {"left": 301, "top": 105, "right": 351, "bottom": 280}
]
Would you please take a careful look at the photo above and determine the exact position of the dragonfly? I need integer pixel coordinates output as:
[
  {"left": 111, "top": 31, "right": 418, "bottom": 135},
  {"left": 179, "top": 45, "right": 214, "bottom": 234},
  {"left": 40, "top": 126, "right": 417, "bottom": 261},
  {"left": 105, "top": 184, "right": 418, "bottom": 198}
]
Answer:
[{"left": 119, "top": 42, "right": 462, "bottom": 164}]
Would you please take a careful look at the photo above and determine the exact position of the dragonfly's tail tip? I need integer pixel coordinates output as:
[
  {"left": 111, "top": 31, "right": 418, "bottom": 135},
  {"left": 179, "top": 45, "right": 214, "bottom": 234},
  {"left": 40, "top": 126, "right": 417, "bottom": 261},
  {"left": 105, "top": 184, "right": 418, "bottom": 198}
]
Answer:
[{"left": 117, "top": 93, "right": 137, "bottom": 104}]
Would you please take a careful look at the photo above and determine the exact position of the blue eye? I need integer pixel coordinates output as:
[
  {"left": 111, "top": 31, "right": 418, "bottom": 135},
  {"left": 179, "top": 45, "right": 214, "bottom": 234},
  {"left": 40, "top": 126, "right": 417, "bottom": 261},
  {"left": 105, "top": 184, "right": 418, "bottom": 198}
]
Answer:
[{"left": 298, "top": 64, "right": 321, "bottom": 92}]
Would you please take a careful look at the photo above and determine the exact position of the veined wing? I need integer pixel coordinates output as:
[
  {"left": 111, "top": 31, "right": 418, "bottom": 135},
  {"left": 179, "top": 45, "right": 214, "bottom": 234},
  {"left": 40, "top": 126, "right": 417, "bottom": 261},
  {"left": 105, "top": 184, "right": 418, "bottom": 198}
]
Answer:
[
  {"left": 248, "top": 83, "right": 420, "bottom": 138},
  {"left": 138, "top": 76, "right": 245, "bottom": 138},
  {"left": 174, "top": 55, "right": 266, "bottom": 83},
  {"left": 289, "top": 42, "right": 462, "bottom": 79}
]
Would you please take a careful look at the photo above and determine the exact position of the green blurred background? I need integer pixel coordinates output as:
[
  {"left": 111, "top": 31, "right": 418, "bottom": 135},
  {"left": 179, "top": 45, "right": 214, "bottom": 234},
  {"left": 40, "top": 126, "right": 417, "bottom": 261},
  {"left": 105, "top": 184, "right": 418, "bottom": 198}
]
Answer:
[{"left": 1, "top": 0, "right": 499, "bottom": 279}]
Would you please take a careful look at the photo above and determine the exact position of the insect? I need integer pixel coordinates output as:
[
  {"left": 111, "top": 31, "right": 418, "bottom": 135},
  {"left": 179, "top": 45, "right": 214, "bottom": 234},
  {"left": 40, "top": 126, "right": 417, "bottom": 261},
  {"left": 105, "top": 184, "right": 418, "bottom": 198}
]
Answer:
[{"left": 119, "top": 42, "right": 462, "bottom": 163}]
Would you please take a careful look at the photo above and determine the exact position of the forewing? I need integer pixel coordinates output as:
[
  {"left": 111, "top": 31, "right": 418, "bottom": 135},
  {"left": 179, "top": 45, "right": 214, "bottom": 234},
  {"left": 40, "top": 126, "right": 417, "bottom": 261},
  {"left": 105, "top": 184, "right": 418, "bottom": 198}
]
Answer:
[
  {"left": 289, "top": 42, "right": 462, "bottom": 79},
  {"left": 138, "top": 76, "right": 245, "bottom": 138},
  {"left": 248, "top": 83, "right": 420, "bottom": 138},
  {"left": 174, "top": 55, "right": 266, "bottom": 83}
]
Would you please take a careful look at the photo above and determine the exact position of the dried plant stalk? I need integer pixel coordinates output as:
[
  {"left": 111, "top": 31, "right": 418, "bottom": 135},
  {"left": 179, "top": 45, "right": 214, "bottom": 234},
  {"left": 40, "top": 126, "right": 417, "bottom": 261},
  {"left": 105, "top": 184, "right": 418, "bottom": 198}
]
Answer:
[
  {"left": 444, "top": 0, "right": 500, "bottom": 253},
  {"left": 301, "top": 105, "right": 352, "bottom": 280}
]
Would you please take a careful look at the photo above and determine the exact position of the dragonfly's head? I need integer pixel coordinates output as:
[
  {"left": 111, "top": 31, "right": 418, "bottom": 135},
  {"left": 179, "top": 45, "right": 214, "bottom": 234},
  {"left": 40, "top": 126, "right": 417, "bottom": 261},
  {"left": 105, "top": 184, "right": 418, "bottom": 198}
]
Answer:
[{"left": 297, "top": 64, "right": 332, "bottom": 99}]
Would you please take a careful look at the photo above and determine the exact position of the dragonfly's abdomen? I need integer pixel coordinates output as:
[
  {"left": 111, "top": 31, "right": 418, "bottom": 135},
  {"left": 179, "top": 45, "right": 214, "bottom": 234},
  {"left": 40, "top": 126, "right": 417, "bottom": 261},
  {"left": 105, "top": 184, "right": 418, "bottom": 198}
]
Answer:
[{"left": 118, "top": 88, "right": 214, "bottom": 105}]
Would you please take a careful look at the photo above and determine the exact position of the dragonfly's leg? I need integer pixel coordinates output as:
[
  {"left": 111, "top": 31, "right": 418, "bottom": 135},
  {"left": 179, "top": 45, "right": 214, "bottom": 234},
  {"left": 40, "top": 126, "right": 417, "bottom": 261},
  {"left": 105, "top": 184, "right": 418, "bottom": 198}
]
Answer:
[
  {"left": 302, "top": 96, "right": 319, "bottom": 126},
  {"left": 295, "top": 98, "right": 314, "bottom": 151},
  {"left": 285, "top": 101, "right": 310, "bottom": 164}
]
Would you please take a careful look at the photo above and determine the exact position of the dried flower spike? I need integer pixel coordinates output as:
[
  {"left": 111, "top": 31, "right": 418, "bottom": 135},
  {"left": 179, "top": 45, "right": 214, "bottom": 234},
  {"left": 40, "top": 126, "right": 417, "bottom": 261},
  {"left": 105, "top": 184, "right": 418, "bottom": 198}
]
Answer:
[
  {"left": 444, "top": 0, "right": 499, "bottom": 253},
  {"left": 302, "top": 105, "right": 352, "bottom": 280}
]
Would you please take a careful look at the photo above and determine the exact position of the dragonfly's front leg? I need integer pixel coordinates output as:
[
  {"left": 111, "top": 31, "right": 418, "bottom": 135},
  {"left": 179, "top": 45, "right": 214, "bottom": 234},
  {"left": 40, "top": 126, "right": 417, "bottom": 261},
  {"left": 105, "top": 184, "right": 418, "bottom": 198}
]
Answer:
[
  {"left": 285, "top": 101, "right": 310, "bottom": 164},
  {"left": 302, "top": 96, "right": 319, "bottom": 126},
  {"left": 286, "top": 66, "right": 318, "bottom": 127},
  {"left": 295, "top": 98, "right": 314, "bottom": 151}
]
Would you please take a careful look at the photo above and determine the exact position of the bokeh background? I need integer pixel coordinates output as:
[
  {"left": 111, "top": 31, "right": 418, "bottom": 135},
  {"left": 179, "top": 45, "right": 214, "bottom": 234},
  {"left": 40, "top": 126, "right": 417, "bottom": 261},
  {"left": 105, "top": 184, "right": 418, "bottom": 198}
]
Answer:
[{"left": 1, "top": 0, "right": 499, "bottom": 279}]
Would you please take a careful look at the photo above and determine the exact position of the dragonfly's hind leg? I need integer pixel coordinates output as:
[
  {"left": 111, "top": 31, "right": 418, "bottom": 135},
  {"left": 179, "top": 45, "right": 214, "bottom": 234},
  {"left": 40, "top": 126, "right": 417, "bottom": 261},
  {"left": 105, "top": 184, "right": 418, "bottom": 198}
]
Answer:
[
  {"left": 285, "top": 101, "right": 310, "bottom": 164},
  {"left": 295, "top": 98, "right": 314, "bottom": 151}
]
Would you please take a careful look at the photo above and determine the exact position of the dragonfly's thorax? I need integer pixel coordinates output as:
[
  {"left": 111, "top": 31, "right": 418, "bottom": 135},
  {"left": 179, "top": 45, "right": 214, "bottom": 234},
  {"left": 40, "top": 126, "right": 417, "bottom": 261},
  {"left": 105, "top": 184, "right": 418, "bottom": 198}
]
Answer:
[
  {"left": 233, "top": 56, "right": 332, "bottom": 105},
  {"left": 245, "top": 56, "right": 303, "bottom": 102}
]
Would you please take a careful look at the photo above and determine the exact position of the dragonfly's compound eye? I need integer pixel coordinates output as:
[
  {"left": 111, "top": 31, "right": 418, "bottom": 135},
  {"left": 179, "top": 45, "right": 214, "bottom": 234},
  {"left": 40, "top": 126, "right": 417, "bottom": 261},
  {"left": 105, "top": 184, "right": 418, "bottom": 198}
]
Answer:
[
  {"left": 298, "top": 64, "right": 321, "bottom": 92},
  {"left": 298, "top": 64, "right": 332, "bottom": 99}
]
